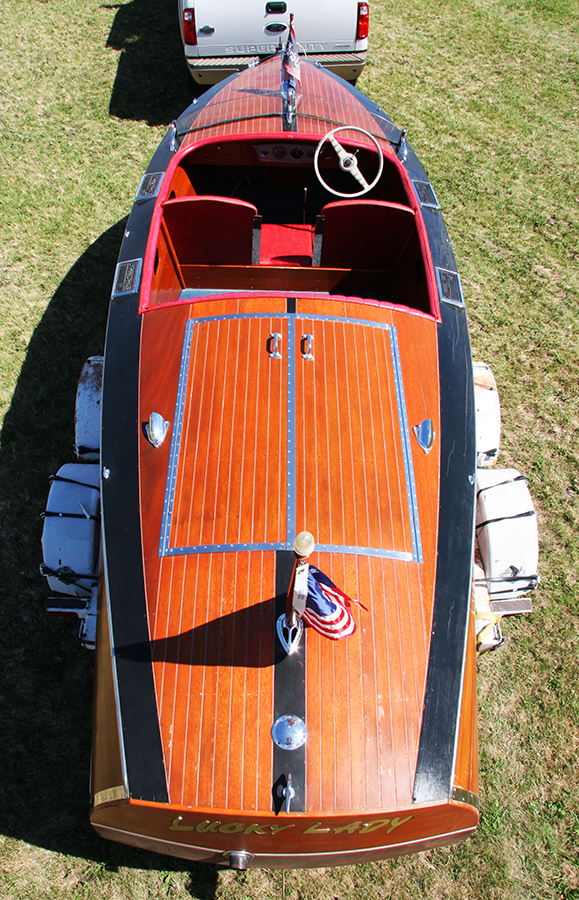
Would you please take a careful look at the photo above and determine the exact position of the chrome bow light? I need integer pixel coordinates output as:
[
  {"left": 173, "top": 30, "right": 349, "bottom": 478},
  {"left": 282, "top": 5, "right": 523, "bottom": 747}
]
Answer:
[
  {"left": 146, "top": 412, "right": 170, "bottom": 448},
  {"left": 413, "top": 418, "right": 436, "bottom": 454}
]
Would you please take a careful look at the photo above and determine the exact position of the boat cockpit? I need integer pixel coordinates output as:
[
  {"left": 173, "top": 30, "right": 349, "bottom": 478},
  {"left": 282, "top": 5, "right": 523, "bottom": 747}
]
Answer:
[{"left": 143, "top": 132, "right": 439, "bottom": 318}]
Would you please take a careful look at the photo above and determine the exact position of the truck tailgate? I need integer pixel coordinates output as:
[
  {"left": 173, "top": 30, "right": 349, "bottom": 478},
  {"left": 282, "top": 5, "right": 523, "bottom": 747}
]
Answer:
[{"left": 191, "top": 0, "right": 360, "bottom": 57}]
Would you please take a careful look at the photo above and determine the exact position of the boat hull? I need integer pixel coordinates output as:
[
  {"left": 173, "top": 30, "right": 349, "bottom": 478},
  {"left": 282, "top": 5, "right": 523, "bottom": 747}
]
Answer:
[
  {"left": 92, "top": 55, "right": 479, "bottom": 867},
  {"left": 91, "top": 801, "right": 478, "bottom": 868}
]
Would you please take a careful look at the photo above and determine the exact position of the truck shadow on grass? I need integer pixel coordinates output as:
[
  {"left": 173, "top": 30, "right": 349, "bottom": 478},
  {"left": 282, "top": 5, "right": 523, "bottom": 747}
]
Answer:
[
  {"left": 0, "top": 223, "right": 218, "bottom": 900},
  {"left": 104, "top": 0, "right": 205, "bottom": 125}
]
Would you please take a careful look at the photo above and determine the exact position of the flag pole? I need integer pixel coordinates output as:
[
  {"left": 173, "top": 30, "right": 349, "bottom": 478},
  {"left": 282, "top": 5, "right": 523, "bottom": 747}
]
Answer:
[
  {"left": 281, "top": 12, "right": 300, "bottom": 127},
  {"left": 285, "top": 531, "right": 315, "bottom": 627}
]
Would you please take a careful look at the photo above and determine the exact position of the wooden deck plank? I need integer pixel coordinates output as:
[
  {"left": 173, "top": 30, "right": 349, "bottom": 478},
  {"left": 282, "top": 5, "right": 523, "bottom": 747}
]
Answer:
[
  {"left": 453, "top": 601, "right": 479, "bottom": 798},
  {"left": 356, "top": 554, "right": 386, "bottom": 810},
  {"left": 172, "top": 318, "right": 212, "bottom": 547},
  {"left": 140, "top": 296, "right": 441, "bottom": 815},
  {"left": 256, "top": 317, "right": 286, "bottom": 544},
  {"left": 304, "top": 553, "right": 429, "bottom": 813},
  {"left": 392, "top": 309, "right": 440, "bottom": 558},
  {"left": 169, "top": 315, "right": 287, "bottom": 550},
  {"left": 369, "top": 323, "right": 410, "bottom": 553},
  {"left": 163, "top": 554, "right": 201, "bottom": 804},
  {"left": 209, "top": 552, "right": 237, "bottom": 810},
  {"left": 295, "top": 314, "right": 413, "bottom": 556},
  {"left": 181, "top": 57, "right": 397, "bottom": 155},
  {"left": 147, "top": 551, "right": 277, "bottom": 810}
]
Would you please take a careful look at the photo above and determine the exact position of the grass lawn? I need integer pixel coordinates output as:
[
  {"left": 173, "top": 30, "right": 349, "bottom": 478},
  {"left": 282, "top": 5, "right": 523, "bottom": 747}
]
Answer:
[{"left": 0, "top": 0, "right": 578, "bottom": 897}]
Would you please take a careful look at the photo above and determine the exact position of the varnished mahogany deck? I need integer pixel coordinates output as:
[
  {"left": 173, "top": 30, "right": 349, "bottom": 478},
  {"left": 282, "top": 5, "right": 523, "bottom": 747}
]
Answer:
[
  {"left": 179, "top": 57, "right": 398, "bottom": 151},
  {"left": 139, "top": 295, "right": 440, "bottom": 814}
]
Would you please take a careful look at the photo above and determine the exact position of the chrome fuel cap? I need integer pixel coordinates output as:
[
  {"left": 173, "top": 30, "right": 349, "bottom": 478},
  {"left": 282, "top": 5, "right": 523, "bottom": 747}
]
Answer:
[{"left": 271, "top": 715, "right": 307, "bottom": 750}]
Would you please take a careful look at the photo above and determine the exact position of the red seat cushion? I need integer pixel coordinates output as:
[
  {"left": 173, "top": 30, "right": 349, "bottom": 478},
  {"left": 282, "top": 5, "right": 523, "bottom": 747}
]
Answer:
[
  {"left": 259, "top": 223, "right": 314, "bottom": 267},
  {"left": 319, "top": 200, "right": 416, "bottom": 271},
  {"left": 162, "top": 196, "right": 258, "bottom": 266}
]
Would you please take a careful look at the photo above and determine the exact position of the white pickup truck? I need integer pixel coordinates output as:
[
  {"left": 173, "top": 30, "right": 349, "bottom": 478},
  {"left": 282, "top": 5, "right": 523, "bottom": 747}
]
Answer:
[{"left": 178, "top": 0, "right": 369, "bottom": 85}]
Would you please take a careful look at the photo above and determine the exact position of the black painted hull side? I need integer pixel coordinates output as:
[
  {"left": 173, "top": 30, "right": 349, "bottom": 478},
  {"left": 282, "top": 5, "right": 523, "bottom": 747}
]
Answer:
[
  {"left": 100, "top": 137, "right": 173, "bottom": 803},
  {"left": 357, "top": 89, "right": 477, "bottom": 804}
]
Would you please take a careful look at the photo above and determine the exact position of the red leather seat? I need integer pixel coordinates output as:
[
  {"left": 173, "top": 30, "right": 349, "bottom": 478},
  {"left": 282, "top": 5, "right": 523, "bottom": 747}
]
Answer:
[
  {"left": 162, "top": 196, "right": 259, "bottom": 266},
  {"left": 317, "top": 200, "right": 416, "bottom": 270}
]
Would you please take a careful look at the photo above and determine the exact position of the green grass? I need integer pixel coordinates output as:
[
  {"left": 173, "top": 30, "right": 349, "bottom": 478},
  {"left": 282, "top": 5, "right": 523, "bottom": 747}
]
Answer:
[{"left": 1, "top": 0, "right": 578, "bottom": 897}]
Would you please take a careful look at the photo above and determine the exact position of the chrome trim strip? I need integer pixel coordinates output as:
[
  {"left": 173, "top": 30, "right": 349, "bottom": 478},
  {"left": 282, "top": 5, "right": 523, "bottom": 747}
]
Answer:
[
  {"left": 452, "top": 787, "right": 480, "bottom": 810},
  {"left": 166, "top": 541, "right": 288, "bottom": 555},
  {"left": 158, "top": 313, "right": 422, "bottom": 563},
  {"left": 389, "top": 327, "right": 423, "bottom": 564},
  {"left": 158, "top": 319, "right": 195, "bottom": 556},
  {"left": 92, "top": 823, "right": 476, "bottom": 863},
  {"left": 297, "top": 312, "right": 390, "bottom": 330},
  {"left": 163, "top": 541, "right": 413, "bottom": 559},
  {"left": 312, "top": 543, "right": 414, "bottom": 560}
]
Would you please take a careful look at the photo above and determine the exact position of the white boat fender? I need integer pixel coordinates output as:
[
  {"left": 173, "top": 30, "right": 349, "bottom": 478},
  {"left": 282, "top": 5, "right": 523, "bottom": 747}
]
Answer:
[
  {"left": 75, "top": 356, "right": 103, "bottom": 461},
  {"left": 475, "top": 468, "right": 539, "bottom": 602},
  {"left": 474, "top": 361, "right": 501, "bottom": 469},
  {"left": 41, "top": 473, "right": 100, "bottom": 520},
  {"left": 41, "top": 463, "right": 101, "bottom": 598}
]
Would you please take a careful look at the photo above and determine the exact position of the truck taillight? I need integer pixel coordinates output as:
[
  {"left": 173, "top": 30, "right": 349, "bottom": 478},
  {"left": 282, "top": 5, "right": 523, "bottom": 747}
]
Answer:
[
  {"left": 183, "top": 8, "right": 197, "bottom": 45},
  {"left": 356, "top": 2, "right": 369, "bottom": 39}
]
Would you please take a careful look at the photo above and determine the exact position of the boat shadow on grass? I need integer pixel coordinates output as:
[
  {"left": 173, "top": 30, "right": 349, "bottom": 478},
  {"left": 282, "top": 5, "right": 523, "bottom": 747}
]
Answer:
[
  {"left": 104, "top": 0, "right": 205, "bottom": 125},
  {"left": 0, "top": 223, "right": 218, "bottom": 899}
]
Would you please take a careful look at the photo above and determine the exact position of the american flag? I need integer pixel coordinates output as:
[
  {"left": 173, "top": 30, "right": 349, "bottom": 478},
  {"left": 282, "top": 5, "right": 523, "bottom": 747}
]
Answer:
[
  {"left": 302, "top": 565, "right": 358, "bottom": 640},
  {"left": 281, "top": 14, "right": 301, "bottom": 87}
]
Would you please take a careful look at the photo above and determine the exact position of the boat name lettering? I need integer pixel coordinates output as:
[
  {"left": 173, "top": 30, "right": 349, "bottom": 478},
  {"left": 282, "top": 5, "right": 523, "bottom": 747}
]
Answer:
[
  {"left": 168, "top": 816, "right": 413, "bottom": 835},
  {"left": 169, "top": 817, "right": 295, "bottom": 835},
  {"left": 303, "top": 817, "right": 413, "bottom": 835}
]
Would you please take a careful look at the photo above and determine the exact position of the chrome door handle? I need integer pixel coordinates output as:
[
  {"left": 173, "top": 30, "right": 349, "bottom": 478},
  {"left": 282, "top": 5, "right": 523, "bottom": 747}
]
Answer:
[
  {"left": 267, "top": 332, "right": 282, "bottom": 359},
  {"left": 301, "top": 334, "right": 314, "bottom": 360}
]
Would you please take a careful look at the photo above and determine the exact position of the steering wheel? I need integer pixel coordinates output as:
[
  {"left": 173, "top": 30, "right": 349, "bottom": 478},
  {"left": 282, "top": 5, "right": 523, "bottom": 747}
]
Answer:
[{"left": 314, "top": 126, "right": 384, "bottom": 198}]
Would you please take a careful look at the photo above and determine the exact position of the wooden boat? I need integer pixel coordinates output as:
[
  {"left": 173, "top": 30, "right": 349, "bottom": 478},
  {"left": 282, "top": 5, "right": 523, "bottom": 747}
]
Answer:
[
  {"left": 40, "top": 43, "right": 537, "bottom": 868},
  {"left": 89, "top": 50, "right": 479, "bottom": 868}
]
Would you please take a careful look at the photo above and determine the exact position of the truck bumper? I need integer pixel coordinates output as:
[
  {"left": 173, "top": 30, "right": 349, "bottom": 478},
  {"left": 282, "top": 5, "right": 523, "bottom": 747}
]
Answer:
[{"left": 187, "top": 52, "right": 367, "bottom": 85}]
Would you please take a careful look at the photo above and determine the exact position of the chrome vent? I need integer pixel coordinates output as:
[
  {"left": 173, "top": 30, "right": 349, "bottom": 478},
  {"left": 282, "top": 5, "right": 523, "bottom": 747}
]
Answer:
[
  {"left": 436, "top": 267, "right": 464, "bottom": 306},
  {"left": 413, "top": 180, "right": 440, "bottom": 209},
  {"left": 112, "top": 259, "right": 142, "bottom": 298},
  {"left": 135, "top": 172, "right": 164, "bottom": 200}
]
